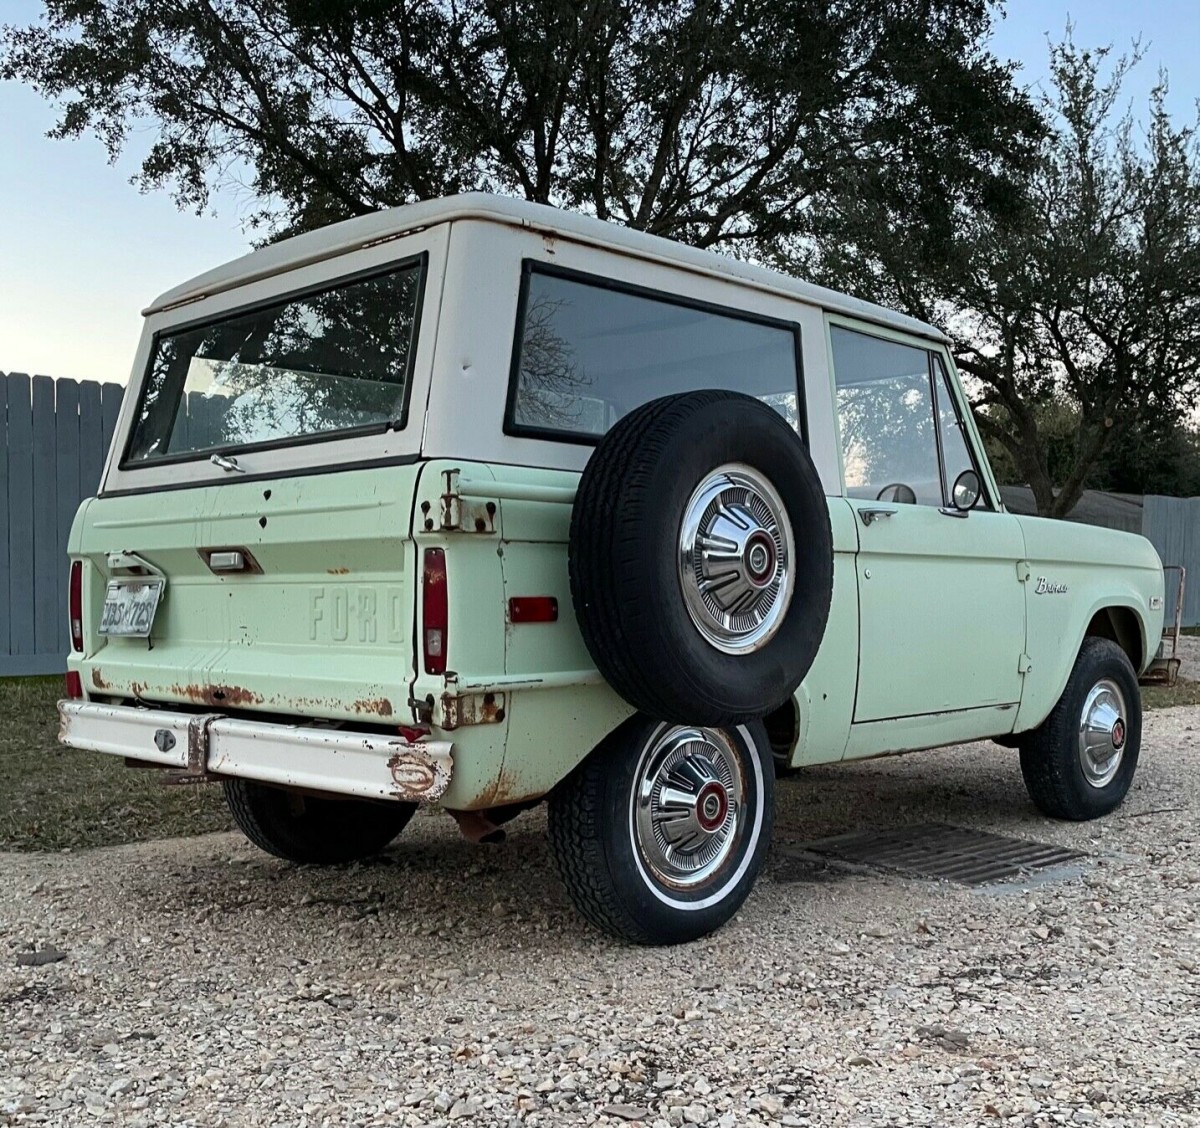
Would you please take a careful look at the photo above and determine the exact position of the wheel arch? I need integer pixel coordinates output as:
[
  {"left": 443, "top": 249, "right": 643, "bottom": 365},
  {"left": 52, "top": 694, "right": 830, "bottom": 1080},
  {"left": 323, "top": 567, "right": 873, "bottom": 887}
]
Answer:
[{"left": 1015, "top": 597, "right": 1152, "bottom": 735}]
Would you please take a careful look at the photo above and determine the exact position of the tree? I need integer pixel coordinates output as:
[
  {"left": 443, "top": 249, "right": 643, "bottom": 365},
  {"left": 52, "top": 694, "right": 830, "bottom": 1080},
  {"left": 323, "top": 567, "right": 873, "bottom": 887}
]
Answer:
[
  {"left": 2, "top": 0, "right": 1041, "bottom": 255},
  {"left": 799, "top": 37, "right": 1200, "bottom": 517}
]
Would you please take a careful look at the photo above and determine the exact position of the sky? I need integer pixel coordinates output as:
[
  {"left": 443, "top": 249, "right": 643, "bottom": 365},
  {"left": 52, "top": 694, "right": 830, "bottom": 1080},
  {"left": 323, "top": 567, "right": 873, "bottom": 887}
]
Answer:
[{"left": 1, "top": 0, "right": 1198, "bottom": 386}]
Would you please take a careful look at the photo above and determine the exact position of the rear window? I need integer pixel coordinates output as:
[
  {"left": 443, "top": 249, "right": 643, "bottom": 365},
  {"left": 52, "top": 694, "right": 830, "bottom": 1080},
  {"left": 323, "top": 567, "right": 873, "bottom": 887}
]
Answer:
[
  {"left": 506, "top": 264, "right": 803, "bottom": 442},
  {"left": 123, "top": 258, "right": 424, "bottom": 466}
]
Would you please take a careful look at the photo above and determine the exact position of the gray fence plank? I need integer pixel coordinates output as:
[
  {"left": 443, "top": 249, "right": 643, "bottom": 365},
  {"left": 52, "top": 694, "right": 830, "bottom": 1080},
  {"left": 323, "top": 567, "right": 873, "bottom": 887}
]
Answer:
[
  {"left": 6, "top": 373, "right": 36, "bottom": 656},
  {"left": 55, "top": 379, "right": 81, "bottom": 656},
  {"left": 78, "top": 380, "right": 104, "bottom": 497},
  {"left": 32, "top": 376, "right": 60, "bottom": 656},
  {"left": 0, "top": 376, "right": 9, "bottom": 658},
  {"left": 1142, "top": 494, "right": 1200, "bottom": 628},
  {"left": 100, "top": 383, "right": 123, "bottom": 455}
]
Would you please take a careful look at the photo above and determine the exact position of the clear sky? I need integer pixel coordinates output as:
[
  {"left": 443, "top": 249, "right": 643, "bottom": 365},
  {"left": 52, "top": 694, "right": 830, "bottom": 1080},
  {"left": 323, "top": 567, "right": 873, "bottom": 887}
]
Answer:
[{"left": 1, "top": 0, "right": 1198, "bottom": 385}]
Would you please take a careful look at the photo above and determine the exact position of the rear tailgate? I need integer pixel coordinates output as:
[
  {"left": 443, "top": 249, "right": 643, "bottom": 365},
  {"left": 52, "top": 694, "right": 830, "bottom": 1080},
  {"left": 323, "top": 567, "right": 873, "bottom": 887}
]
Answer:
[{"left": 72, "top": 465, "right": 420, "bottom": 723}]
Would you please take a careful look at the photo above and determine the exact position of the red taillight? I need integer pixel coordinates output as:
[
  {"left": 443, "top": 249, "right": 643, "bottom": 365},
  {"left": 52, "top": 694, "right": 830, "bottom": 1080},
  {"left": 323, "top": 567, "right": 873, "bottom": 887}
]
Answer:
[
  {"left": 422, "top": 548, "right": 448, "bottom": 675},
  {"left": 65, "top": 671, "right": 83, "bottom": 699},
  {"left": 69, "top": 561, "right": 83, "bottom": 652},
  {"left": 509, "top": 596, "right": 559, "bottom": 623}
]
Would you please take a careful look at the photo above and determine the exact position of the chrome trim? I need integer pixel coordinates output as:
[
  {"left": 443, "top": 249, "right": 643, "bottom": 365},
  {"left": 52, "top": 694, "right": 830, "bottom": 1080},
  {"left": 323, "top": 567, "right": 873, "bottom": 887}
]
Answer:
[
  {"left": 632, "top": 726, "right": 745, "bottom": 889},
  {"left": 1078, "top": 678, "right": 1127, "bottom": 789},
  {"left": 678, "top": 463, "right": 794, "bottom": 655},
  {"left": 858, "top": 506, "right": 898, "bottom": 527}
]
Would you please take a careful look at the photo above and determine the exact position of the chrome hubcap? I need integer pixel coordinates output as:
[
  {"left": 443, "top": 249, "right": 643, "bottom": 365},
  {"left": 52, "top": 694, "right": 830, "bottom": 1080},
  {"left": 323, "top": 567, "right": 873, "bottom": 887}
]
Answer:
[
  {"left": 1078, "top": 678, "right": 1127, "bottom": 788},
  {"left": 633, "top": 727, "right": 744, "bottom": 888},
  {"left": 679, "top": 464, "right": 794, "bottom": 654}
]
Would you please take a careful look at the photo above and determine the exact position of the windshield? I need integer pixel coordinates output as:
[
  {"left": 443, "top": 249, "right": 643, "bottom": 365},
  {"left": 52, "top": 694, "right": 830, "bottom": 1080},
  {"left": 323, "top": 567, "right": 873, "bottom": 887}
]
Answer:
[{"left": 124, "top": 258, "right": 424, "bottom": 465}]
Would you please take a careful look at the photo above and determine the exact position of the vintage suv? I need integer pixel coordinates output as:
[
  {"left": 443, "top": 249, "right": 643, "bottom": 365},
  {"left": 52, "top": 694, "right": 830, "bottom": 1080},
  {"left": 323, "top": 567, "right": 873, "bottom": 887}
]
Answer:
[{"left": 60, "top": 194, "right": 1165, "bottom": 945}]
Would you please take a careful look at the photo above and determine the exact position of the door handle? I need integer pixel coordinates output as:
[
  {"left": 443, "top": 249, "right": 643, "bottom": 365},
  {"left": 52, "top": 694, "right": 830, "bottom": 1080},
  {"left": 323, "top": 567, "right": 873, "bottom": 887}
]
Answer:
[{"left": 858, "top": 507, "right": 898, "bottom": 527}]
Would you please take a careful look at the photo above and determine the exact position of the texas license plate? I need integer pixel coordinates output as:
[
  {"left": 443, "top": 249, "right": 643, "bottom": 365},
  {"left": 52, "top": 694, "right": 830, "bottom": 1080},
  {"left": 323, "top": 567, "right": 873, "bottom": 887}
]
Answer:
[{"left": 99, "top": 578, "right": 165, "bottom": 637}]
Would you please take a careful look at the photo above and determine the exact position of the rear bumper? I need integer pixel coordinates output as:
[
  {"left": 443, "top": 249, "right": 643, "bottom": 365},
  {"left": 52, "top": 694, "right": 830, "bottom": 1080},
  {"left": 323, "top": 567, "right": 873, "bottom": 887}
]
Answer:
[{"left": 57, "top": 701, "right": 453, "bottom": 804}]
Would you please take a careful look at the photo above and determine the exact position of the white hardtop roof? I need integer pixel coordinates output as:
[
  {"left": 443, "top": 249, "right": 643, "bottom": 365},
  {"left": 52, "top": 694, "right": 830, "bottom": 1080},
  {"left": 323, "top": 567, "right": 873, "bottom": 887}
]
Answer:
[{"left": 146, "top": 192, "right": 947, "bottom": 342}]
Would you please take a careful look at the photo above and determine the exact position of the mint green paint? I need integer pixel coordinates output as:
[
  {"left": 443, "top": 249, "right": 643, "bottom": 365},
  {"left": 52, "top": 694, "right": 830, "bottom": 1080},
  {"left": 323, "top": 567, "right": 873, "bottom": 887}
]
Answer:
[
  {"left": 849, "top": 501, "right": 1027, "bottom": 722},
  {"left": 787, "top": 500, "right": 859, "bottom": 766},
  {"left": 70, "top": 465, "right": 421, "bottom": 720},
  {"left": 1013, "top": 516, "right": 1164, "bottom": 732}
]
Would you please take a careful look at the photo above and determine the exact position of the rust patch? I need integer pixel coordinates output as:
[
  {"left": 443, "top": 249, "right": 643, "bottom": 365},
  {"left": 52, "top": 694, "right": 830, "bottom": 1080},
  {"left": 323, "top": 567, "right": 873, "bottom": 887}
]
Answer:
[
  {"left": 326, "top": 566, "right": 351, "bottom": 575},
  {"left": 387, "top": 748, "right": 443, "bottom": 799},
  {"left": 352, "top": 697, "right": 393, "bottom": 717},
  {"left": 90, "top": 668, "right": 108, "bottom": 691},
  {"left": 440, "top": 690, "right": 506, "bottom": 729},
  {"left": 170, "top": 684, "right": 263, "bottom": 708},
  {"left": 462, "top": 766, "right": 543, "bottom": 811}
]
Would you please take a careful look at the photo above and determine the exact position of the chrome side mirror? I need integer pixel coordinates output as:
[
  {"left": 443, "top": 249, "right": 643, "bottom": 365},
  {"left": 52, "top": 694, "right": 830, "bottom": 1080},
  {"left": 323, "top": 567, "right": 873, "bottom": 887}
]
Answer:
[{"left": 951, "top": 469, "right": 982, "bottom": 512}]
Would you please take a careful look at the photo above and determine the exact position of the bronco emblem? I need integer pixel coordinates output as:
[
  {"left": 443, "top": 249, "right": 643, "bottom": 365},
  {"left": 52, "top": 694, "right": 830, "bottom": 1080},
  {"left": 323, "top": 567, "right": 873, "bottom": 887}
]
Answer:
[{"left": 1034, "top": 576, "right": 1068, "bottom": 595}]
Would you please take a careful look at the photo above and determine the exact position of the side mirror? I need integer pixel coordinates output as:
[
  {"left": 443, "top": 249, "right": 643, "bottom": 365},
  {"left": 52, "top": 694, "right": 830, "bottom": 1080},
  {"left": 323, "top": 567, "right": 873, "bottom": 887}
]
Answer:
[{"left": 951, "top": 469, "right": 982, "bottom": 512}]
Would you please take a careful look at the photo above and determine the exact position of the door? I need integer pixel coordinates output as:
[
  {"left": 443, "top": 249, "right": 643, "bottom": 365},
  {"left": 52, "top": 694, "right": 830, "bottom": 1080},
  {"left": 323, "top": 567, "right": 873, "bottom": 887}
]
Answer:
[{"left": 829, "top": 324, "right": 1026, "bottom": 722}]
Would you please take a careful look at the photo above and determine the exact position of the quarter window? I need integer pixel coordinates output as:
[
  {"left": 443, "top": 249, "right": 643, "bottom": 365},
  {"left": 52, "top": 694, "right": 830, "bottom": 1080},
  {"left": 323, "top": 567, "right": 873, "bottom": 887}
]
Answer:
[{"left": 508, "top": 266, "right": 802, "bottom": 440}]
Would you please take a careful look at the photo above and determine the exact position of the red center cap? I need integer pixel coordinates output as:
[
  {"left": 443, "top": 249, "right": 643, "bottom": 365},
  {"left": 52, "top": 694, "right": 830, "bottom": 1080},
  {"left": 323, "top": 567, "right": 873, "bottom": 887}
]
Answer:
[
  {"left": 1112, "top": 719, "right": 1126, "bottom": 751},
  {"left": 696, "top": 781, "right": 729, "bottom": 832},
  {"left": 745, "top": 533, "right": 776, "bottom": 584}
]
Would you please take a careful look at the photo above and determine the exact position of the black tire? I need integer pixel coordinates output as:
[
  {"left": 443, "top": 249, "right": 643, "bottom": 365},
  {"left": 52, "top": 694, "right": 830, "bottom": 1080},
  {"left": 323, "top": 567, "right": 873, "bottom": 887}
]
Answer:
[
  {"left": 547, "top": 714, "right": 775, "bottom": 945},
  {"left": 223, "top": 779, "right": 417, "bottom": 864},
  {"left": 570, "top": 391, "right": 833, "bottom": 726},
  {"left": 1019, "top": 638, "right": 1141, "bottom": 821}
]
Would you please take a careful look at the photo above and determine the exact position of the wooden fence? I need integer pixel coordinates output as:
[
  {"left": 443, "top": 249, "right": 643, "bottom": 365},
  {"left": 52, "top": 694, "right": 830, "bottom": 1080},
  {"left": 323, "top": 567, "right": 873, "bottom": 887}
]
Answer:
[
  {"left": 0, "top": 372, "right": 125, "bottom": 675},
  {"left": 2, "top": 368, "right": 1197, "bottom": 674}
]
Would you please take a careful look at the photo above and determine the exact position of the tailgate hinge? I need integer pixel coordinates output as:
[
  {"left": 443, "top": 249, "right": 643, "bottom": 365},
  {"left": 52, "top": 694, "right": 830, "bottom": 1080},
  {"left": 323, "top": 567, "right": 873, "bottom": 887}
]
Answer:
[
  {"left": 439, "top": 468, "right": 463, "bottom": 530},
  {"left": 437, "top": 468, "right": 497, "bottom": 534}
]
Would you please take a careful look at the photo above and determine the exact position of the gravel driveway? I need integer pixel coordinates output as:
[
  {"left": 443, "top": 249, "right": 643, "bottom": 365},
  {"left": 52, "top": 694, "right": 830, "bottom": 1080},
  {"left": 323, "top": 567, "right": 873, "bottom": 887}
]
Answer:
[{"left": 2, "top": 710, "right": 1198, "bottom": 1128}]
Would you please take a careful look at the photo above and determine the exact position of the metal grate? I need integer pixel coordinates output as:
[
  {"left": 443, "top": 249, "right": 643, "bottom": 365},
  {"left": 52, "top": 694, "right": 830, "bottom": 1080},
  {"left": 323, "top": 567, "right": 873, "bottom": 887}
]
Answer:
[{"left": 795, "top": 823, "right": 1085, "bottom": 887}]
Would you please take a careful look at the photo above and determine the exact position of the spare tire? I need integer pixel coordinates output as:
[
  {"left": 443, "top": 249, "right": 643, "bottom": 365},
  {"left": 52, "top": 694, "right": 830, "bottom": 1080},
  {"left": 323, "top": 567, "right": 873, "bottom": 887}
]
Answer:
[{"left": 569, "top": 391, "right": 833, "bottom": 726}]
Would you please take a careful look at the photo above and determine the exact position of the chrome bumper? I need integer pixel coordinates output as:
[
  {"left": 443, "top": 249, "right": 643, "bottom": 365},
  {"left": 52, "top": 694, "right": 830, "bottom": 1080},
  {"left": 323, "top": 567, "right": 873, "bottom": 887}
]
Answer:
[{"left": 57, "top": 701, "right": 453, "bottom": 804}]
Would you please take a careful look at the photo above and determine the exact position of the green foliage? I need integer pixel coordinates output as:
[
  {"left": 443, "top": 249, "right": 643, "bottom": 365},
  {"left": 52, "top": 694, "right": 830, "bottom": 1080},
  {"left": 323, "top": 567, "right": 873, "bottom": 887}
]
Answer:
[
  {"left": 1, "top": 1, "right": 1041, "bottom": 253},
  {"left": 0, "top": 677, "right": 228, "bottom": 851},
  {"left": 800, "top": 36, "right": 1200, "bottom": 517}
]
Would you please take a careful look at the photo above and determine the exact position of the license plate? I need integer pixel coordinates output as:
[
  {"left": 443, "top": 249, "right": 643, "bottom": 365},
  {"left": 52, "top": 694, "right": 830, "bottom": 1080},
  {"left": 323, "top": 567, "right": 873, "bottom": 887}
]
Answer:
[{"left": 99, "top": 578, "right": 165, "bottom": 638}]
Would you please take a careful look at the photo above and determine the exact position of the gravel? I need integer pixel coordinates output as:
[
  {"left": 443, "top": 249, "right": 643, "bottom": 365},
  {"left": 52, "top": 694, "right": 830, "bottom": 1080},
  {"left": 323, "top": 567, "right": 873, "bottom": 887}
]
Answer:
[{"left": 2, "top": 709, "right": 1199, "bottom": 1127}]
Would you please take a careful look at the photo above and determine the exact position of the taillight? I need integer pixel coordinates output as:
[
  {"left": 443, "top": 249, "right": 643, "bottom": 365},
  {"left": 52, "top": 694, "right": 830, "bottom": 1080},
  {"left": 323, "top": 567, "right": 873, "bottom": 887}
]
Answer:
[
  {"left": 422, "top": 548, "right": 448, "bottom": 675},
  {"left": 69, "top": 561, "right": 83, "bottom": 652},
  {"left": 65, "top": 671, "right": 83, "bottom": 699}
]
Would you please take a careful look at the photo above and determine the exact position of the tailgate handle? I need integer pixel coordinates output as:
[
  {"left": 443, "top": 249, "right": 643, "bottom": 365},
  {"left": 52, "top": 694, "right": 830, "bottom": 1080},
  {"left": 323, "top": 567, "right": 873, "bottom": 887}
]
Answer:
[
  {"left": 199, "top": 547, "right": 262, "bottom": 575},
  {"left": 210, "top": 551, "right": 246, "bottom": 572}
]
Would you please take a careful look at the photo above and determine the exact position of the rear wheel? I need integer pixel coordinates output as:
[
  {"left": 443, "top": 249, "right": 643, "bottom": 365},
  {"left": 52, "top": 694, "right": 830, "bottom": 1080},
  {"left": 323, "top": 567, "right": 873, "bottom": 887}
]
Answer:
[
  {"left": 223, "top": 779, "right": 417, "bottom": 864},
  {"left": 1019, "top": 638, "right": 1141, "bottom": 820},
  {"left": 547, "top": 714, "right": 774, "bottom": 945}
]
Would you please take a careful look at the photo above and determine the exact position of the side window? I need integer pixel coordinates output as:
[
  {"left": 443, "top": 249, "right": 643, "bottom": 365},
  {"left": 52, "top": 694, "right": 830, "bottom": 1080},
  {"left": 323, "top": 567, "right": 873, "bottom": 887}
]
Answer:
[
  {"left": 507, "top": 266, "right": 803, "bottom": 440},
  {"left": 830, "top": 326, "right": 943, "bottom": 506},
  {"left": 933, "top": 355, "right": 991, "bottom": 510}
]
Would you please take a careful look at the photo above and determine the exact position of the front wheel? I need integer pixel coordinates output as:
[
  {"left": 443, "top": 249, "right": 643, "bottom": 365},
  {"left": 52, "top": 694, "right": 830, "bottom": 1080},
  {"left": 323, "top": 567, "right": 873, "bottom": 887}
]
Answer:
[
  {"left": 547, "top": 715, "right": 774, "bottom": 945},
  {"left": 1019, "top": 638, "right": 1141, "bottom": 820}
]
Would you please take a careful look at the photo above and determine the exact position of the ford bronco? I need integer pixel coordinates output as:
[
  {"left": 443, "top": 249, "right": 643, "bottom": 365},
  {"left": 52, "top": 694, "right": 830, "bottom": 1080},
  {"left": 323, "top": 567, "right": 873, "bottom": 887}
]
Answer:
[{"left": 60, "top": 194, "right": 1165, "bottom": 944}]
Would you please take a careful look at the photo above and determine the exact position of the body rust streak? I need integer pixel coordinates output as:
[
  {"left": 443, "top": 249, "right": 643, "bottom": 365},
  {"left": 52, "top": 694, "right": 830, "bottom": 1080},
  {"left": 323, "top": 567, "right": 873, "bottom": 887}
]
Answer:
[
  {"left": 352, "top": 697, "right": 393, "bottom": 717},
  {"left": 171, "top": 684, "right": 264, "bottom": 707}
]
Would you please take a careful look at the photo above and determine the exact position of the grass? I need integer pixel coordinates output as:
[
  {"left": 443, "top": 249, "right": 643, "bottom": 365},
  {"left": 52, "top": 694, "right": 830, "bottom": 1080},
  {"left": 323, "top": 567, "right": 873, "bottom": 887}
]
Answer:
[
  {"left": 0, "top": 676, "right": 229, "bottom": 853},
  {"left": 1142, "top": 677, "right": 1200, "bottom": 710}
]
